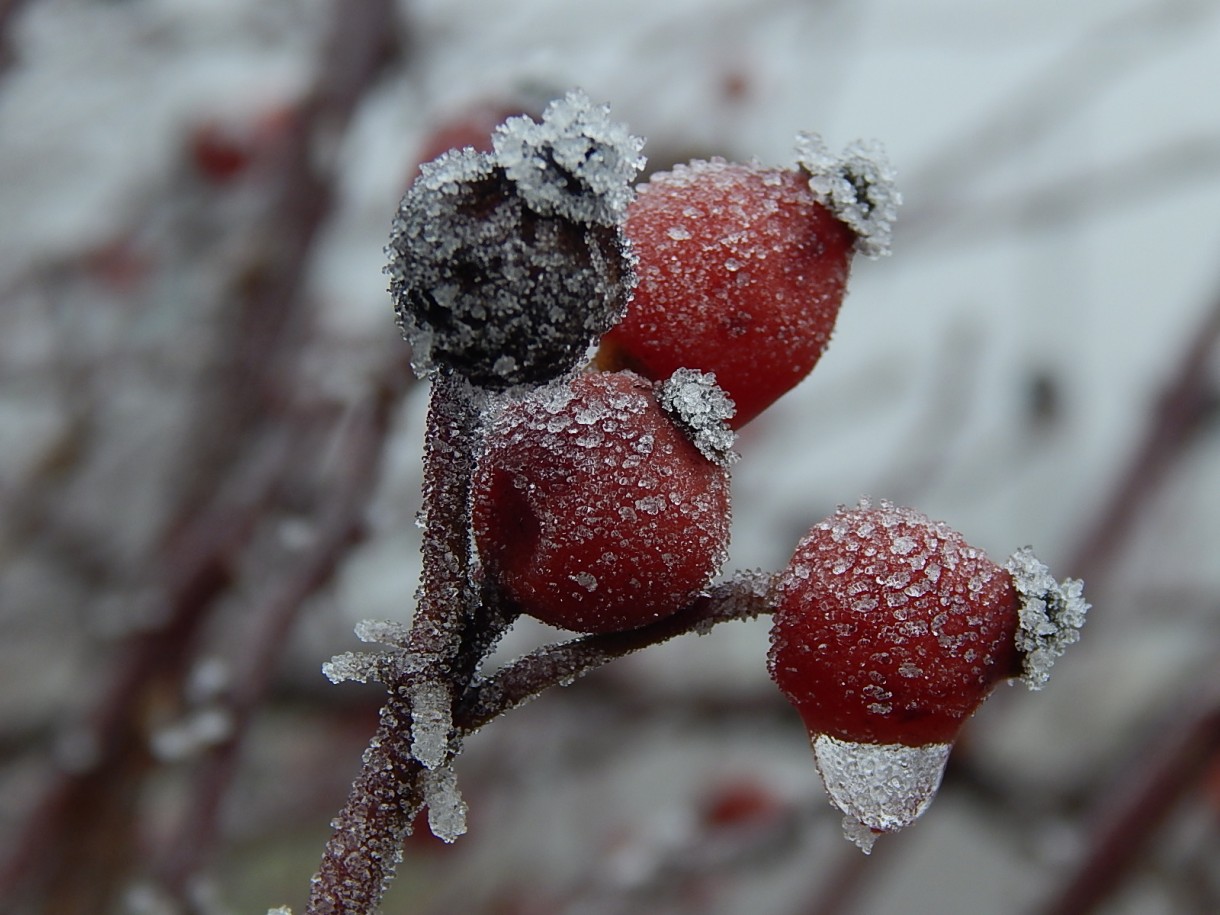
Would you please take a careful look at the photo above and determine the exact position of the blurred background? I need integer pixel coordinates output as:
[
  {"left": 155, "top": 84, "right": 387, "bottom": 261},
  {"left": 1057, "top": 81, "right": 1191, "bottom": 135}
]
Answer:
[{"left": 2, "top": 0, "right": 1219, "bottom": 912}]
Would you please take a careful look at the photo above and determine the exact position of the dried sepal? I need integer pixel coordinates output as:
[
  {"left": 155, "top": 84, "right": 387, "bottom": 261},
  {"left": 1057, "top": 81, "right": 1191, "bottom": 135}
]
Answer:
[
  {"left": 1005, "top": 546, "right": 1090, "bottom": 689},
  {"left": 794, "top": 133, "right": 901, "bottom": 258}
]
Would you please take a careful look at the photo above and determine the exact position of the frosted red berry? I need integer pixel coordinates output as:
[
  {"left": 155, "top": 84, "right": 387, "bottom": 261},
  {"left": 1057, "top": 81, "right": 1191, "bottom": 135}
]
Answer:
[
  {"left": 597, "top": 138, "right": 897, "bottom": 428},
  {"left": 472, "top": 370, "right": 731, "bottom": 634},
  {"left": 597, "top": 160, "right": 852, "bottom": 428},
  {"left": 768, "top": 500, "right": 1022, "bottom": 748}
]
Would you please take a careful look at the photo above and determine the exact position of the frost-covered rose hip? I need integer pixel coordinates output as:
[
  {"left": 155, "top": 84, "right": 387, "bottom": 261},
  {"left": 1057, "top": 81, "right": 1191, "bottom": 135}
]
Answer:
[
  {"left": 472, "top": 370, "right": 732, "bottom": 634},
  {"left": 768, "top": 499, "right": 1087, "bottom": 851},
  {"left": 387, "top": 91, "right": 644, "bottom": 389},
  {"left": 597, "top": 136, "right": 899, "bottom": 427}
]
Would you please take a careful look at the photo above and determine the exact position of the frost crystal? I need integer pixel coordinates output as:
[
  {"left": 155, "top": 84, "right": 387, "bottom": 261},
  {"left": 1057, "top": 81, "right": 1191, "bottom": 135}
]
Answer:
[
  {"left": 424, "top": 765, "right": 468, "bottom": 843},
  {"left": 811, "top": 734, "right": 951, "bottom": 853},
  {"left": 492, "top": 89, "right": 646, "bottom": 227},
  {"left": 1005, "top": 547, "right": 1089, "bottom": 689},
  {"left": 410, "top": 679, "right": 453, "bottom": 770},
  {"left": 354, "top": 617, "right": 413, "bottom": 649},
  {"left": 655, "top": 368, "right": 739, "bottom": 467},
  {"left": 322, "top": 650, "right": 399, "bottom": 685},
  {"left": 794, "top": 133, "right": 901, "bottom": 258}
]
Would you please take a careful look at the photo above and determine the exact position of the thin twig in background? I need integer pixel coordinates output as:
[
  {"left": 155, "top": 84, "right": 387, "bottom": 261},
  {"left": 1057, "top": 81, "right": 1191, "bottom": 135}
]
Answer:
[
  {"left": 1069, "top": 284, "right": 1220, "bottom": 585},
  {"left": 156, "top": 359, "right": 408, "bottom": 898},
  {"left": 0, "top": 0, "right": 399, "bottom": 910},
  {"left": 1040, "top": 672, "right": 1220, "bottom": 915}
]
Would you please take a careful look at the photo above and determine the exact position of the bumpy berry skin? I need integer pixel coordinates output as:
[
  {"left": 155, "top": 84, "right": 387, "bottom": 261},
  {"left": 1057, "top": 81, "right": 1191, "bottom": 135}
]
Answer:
[
  {"left": 768, "top": 501, "right": 1022, "bottom": 748},
  {"left": 597, "top": 160, "right": 856, "bottom": 428},
  {"left": 472, "top": 371, "right": 730, "bottom": 634}
]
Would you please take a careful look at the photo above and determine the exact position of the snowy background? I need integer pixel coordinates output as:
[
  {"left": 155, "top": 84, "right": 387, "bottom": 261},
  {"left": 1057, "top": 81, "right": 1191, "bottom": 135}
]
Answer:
[{"left": 2, "top": 0, "right": 1220, "bottom": 913}]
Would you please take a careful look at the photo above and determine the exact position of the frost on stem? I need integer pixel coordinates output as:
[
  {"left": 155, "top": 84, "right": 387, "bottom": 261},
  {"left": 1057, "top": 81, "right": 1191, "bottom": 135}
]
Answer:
[
  {"left": 656, "top": 368, "right": 739, "bottom": 467},
  {"left": 322, "top": 619, "right": 417, "bottom": 685},
  {"left": 386, "top": 91, "right": 644, "bottom": 389},
  {"left": 794, "top": 133, "right": 900, "bottom": 259},
  {"left": 410, "top": 679, "right": 453, "bottom": 771},
  {"left": 423, "top": 764, "right": 468, "bottom": 843},
  {"left": 1005, "top": 546, "right": 1090, "bottom": 689}
]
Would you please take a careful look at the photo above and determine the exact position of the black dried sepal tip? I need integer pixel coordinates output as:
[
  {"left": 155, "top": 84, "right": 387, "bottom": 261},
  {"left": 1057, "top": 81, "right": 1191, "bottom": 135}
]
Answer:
[{"left": 386, "top": 91, "right": 645, "bottom": 390}]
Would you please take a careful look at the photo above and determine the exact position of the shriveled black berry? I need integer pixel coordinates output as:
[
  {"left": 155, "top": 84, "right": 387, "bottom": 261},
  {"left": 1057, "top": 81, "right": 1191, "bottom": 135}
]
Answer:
[{"left": 385, "top": 91, "right": 645, "bottom": 389}]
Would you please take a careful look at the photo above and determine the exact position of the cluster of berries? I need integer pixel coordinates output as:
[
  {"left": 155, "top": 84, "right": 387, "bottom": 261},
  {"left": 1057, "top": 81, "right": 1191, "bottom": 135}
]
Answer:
[{"left": 386, "top": 91, "right": 1087, "bottom": 850}]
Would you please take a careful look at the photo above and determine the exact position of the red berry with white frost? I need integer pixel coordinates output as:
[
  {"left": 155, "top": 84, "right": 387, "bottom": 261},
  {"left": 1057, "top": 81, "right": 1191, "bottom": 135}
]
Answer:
[
  {"left": 597, "top": 136, "right": 899, "bottom": 428},
  {"left": 768, "top": 499, "right": 1088, "bottom": 850},
  {"left": 472, "top": 370, "right": 734, "bottom": 634},
  {"left": 770, "top": 500, "right": 1021, "bottom": 747}
]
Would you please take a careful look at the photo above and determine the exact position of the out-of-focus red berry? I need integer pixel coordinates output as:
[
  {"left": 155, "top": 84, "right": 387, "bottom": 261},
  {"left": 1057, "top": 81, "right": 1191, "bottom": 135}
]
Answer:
[
  {"left": 700, "top": 778, "right": 783, "bottom": 831},
  {"left": 411, "top": 102, "right": 539, "bottom": 176},
  {"left": 186, "top": 105, "right": 298, "bottom": 184},
  {"left": 472, "top": 371, "right": 730, "bottom": 634},
  {"left": 768, "top": 500, "right": 1022, "bottom": 748}
]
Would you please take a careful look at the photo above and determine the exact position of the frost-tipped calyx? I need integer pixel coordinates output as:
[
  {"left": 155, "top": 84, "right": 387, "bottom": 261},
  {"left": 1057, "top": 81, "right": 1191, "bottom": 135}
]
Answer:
[
  {"left": 1005, "top": 547, "right": 1089, "bottom": 689},
  {"left": 794, "top": 133, "right": 900, "bottom": 259},
  {"left": 493, "top": 89, "right": 646, "bottom": 228},
  {"left": 656, "top": 368, "right": 739, "bottom": 467},
  {"left": 386, "top": 92, "right": 644, "bottom": 390}
]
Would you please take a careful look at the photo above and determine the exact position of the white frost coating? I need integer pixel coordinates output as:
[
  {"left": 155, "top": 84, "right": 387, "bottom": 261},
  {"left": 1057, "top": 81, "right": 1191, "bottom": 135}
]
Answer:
[
  {"left": 266, "top": 907, "right": 293, "bottom": 915},
  {"left": 492, "top": 89, "right": 646, "bottom": 226},
  {"left": 424, "top": 765, "right": 468, "bottom": 843},
  {"left": 410, "top": 679, "right": 453, "bottom": 770},
  {"left": 811, "top": 734, "right": 951, "bottom": 853},
  {"left": 354, "top": 617, "right": 413, "bottom": 649},
  {"left": 322, "top": 650, "right": 386, "bottom": 684},
  {"left": 655, "top": 368, "right": 738, "bottom": 467},
  {"left": 1005, "top": 547, "right": 1090, "bottom": 689},
  {"left": 794, "top": 133, "right": 901, "bottom": 259}
]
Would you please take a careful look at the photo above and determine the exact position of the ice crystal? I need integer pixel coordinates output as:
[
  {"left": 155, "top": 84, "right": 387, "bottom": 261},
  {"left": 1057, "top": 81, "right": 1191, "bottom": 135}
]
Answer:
[
  {"left": 794, "top": 133, "right": 900, "bottom": 258},
  {"left": 410, "top": 679, "right": 453, "bottom": 770},
  {"left": 811, "top": 734, "right": 951, "bottom": 853},
  {"left": 323, "top": 649, "right": 405, "bottom": 685},
  {"left": 1005, "top": 546, "right": 1089, "bottom": 689},
  {"left": 424, "top": 764, "right": 468, "bottom": 843},
  {"left": 492, "top": 89, "right": 646, "bottom": 227},
  {"left": 655, "top": 368, "right": 738, "bottom": 467},
  {"left": 354, "top": 617, "right": 414, "bottom": 649}
]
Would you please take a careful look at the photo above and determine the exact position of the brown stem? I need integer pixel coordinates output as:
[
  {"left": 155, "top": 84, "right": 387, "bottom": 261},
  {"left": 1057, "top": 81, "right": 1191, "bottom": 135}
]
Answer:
[
  {"left": 305, "top": 690, "right": 428, "bottom": 915},
  {"left": 455, "top": 571, "right": 777, "bottom": 736},
  {"left": 406, "top": 372, "right": 483, "bottom": 670},
  {"left": 307, "top": 371, "right": 484, "bottom": 914}
]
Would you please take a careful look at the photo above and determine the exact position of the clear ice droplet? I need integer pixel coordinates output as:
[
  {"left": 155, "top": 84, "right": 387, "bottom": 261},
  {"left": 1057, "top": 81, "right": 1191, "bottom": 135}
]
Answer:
[{"left": 811, "top": 734, "right": 952, "bottom": 853}]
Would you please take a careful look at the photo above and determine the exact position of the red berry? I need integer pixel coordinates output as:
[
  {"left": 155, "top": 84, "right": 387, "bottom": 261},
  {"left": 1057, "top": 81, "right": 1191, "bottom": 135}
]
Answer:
[
  {"left": 186, "top": 106, "right": 297, "bottom": 184},
  {"left": 768, "top": 500, "right": 1086, "bottom": 849},
  {"left": 769, "top": 500, "right": 1021, "bottom": 748},
  {"left": 597, "top": 140, "right": 898, "bottom": 428},
  {"left": 472, "top": 371, "right": 731, "bottom": 634}
]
